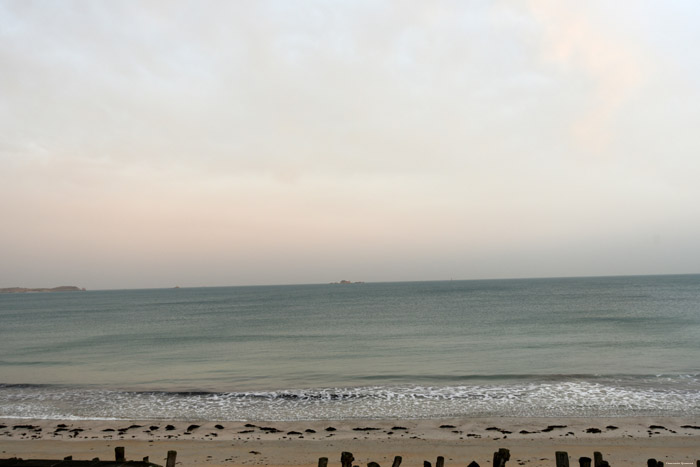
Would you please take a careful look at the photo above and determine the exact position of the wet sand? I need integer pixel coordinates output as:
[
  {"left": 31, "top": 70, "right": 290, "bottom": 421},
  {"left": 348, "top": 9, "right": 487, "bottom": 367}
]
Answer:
[{"left": 1, "top": 417, "right": 699, "bottom": 467}]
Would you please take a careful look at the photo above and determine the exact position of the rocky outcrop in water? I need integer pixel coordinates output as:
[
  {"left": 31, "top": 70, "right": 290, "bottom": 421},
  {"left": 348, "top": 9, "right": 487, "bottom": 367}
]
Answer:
[{"left": 0, "top": 286, "right": 86, "bottom": 293}]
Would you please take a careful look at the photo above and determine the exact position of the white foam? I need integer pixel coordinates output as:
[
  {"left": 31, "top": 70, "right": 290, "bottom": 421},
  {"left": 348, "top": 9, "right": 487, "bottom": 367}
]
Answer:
[{"left": 2, "top": 376, "right": 699, "bottom": 421}]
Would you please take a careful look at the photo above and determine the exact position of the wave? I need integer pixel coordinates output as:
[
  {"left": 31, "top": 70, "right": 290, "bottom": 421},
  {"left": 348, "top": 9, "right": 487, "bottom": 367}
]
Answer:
[
  {"left": 5, "top": 372, "right": 699, "bottom": 392},
  {"left": 2, "top": 374, "right": 700, "bottom": 421}
]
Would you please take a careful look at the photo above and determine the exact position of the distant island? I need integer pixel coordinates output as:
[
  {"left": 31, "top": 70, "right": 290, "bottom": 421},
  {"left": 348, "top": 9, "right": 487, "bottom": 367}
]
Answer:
[
  {"left": 0, "top": 286, "right": 86, "bottom": 294},
  {"left": 330, "top": 280, "right": 365, "bottom": 284}
]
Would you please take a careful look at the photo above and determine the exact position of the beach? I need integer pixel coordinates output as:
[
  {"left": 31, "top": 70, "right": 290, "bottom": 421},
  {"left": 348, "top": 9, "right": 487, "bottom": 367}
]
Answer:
[
  {"left": 2, "top": 417, "right": 699, "bottom": 467},
  {"left": 3, "top": 280, "right": 700, "bottom": 467}
]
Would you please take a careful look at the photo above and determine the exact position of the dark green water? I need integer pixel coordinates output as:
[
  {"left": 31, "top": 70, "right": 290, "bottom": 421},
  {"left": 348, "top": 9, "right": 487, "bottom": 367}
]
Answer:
[{"left": 1, "top": 275, "right": 699, "bottom": 420}]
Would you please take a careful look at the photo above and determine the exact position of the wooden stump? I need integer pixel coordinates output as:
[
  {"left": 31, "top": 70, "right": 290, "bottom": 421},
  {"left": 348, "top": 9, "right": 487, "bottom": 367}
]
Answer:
[
  {"left": 115, "top": 447, "right": 125, "bottom": 462},
  {"left": 593, "top": 452, "right": 603, "bottom": 467},
  {"left": 391, "top": 456, "right": 402, "bottom": 467},
  {"left": 342, "top": 452, "right": 355, "bottom": 467},
  {"left": 493, "top": 448, "right": 510, "bottom": 467},
  {"left": 166, "top": 450, "right": 177, "bottom": 467},
  {"left": 318, "top": 457, "right": 328, "bottom": 467},
  {"left": 436, "top": 456, "right": 444, "bottom": 467},
  {"left": 555, "top": 451, "right": 569, "bottom": 467},
  {"left": 579, "top": 457, "right": 591, "bottom": 467}
]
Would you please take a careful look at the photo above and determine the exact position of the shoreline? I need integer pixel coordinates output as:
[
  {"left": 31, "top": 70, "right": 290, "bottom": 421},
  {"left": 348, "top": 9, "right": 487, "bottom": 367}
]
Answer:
[{"left": 2, "top": 417, "right": 699, "bottom": 467}]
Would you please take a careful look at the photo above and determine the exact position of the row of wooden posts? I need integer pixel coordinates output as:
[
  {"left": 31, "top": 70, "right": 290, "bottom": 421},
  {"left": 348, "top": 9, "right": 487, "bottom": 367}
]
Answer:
[
  {"left": 113, "top": 446, "right": 176, "bottom": 466},
  {"left": 103, "top": 447, "right": 700, "bottom": 467},
  {"left": 323, "top": 450, "right": 700, "bottom": 467}
]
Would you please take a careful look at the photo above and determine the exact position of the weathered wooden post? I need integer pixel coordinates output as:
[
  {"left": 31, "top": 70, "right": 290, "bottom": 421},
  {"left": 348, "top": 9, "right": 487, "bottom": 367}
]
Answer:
[
  {"left": 64, "top": 456, "right": 73, "bottom": 461},
  {"left": 424, "top": 461, "right": 432, "bottom": 467},
  {"left": 318, "top": 457, "right": 328, "bottom": 467},
  {"left": 342, "top": 452, "right": 355, "bottom": 467},
  {"left": 166, "top": 450, "right": 177, "bottom": 467},
  {"left": 143, "top": 457, "right": 149, "bottom": 463},
  {"left": 368, "top": 462, "right": 381, "bottom": 467},
  {"left": 392, "top": 456, "right": 402, "bottom": 467},
  {"left": 436, "top": 456, "right": 444, "bottom": 467},
  {"left": 467, "top": 462, "right": 480, "bottom": 467},
  {"left": 555, "top": 451, "right": 569, "bottom": 467},
  {"left": 115, "top": 447, "right": 125, "bottom": 462},
  {"left": 593, "top": 452, "right": 603, "bottom": 467},
  {"left": 493, "top": 448, "right": 510, "bottom": 467},
  {"left": 579, "top": 457, "right": 591, "bottom": 467}
]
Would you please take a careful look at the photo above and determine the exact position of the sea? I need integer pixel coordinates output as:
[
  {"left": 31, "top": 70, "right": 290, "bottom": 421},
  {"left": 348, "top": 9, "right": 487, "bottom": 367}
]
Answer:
[{"left": 1, "top": 275, "right": 699, "bottom": 421}]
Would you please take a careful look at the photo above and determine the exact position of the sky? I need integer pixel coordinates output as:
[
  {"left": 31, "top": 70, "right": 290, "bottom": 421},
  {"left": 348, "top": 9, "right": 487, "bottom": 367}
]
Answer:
[{"left": 1, "top": 1, "right": 700, "bottom": 290}]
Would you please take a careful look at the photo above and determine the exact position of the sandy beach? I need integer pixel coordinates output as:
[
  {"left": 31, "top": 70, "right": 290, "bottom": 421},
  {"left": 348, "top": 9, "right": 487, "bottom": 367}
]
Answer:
[{"left": 2, "top": 418, "right": 699, "bottom": 467}]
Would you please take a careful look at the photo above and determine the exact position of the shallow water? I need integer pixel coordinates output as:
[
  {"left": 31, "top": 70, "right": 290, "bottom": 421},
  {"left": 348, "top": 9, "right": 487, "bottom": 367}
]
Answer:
[{"left": 1, "top": 275, "right": 699, "bottom": 420}]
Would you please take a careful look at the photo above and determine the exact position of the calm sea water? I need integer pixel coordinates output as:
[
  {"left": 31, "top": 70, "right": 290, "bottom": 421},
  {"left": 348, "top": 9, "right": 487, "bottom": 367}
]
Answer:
[{"left": 1, "top": 275, "right": 699, "bottom": 421}]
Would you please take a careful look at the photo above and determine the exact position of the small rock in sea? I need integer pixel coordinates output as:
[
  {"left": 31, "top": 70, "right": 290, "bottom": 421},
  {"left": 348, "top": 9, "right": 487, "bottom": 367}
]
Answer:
[
  {"left": 485, "top": 427, "right": 511, "bottom": 434},
  {"left": 287, "top": 431, "right": 302, "bottom": 435},
  {"left": 259, "top": 427, "right": 281, "bottom": 433},
  {"left": 325, "top": 427, "right": 336, "bottom": 432},
  {"left": 352, "top": 427, "right": 379, "bottom": 431},
  {"left": 440, "top": 425, "right": 456, "bottom": 429},
  {"left": 249, "top": 451, "right": 260, "bottom": 455},
  {"left": 606, "top": 426, "right": 618, "bottom": 430},
  {"left": 165, "top": 425, "right": 176, "bottom": 431},
  {"left": 215, "top": 425, "right": 224, "bottom": 430},
  {"left": 56, "top": 424, "right": 67, "bottom": 428},
  {"left": 586, "top": 428, "right": 602, "bottom": 433},
  {"left": 681, "top": 425, "right": 700, "bottom": 429},
  {"left": 541, "top": 425, "right": 567, "bottom": 432},
  {"left": 305, "top": 429, "right": 316, "bottom": 433},
  {"left": 649, "top": 425, "right": 666, "bottom": 430},
  {"left": 392, "top": 426, "right": 407, "bottom": 430},
  {"left": 187, "top": 424, "right": 200, "bottom": 432},
  {"left": 150, "top": 426, "right": 160, "bottom": 431},
  {"left": 102, "top": 428, "right": 115, "bottom": 432},
  {"left": 244, "top": 423, "right": 257, "bottom": 428},
  {"left": 238, "top": 430, "right": 254, "bottom": 433},
  {"left": 519, "top": 430, "right": 531, "bottom": 434}
]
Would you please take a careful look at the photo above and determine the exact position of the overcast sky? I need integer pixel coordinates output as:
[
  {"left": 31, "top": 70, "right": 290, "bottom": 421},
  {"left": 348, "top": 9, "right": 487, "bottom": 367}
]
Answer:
[{"left": 1, "top": 1, "right": 699, "bottom": 290}]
